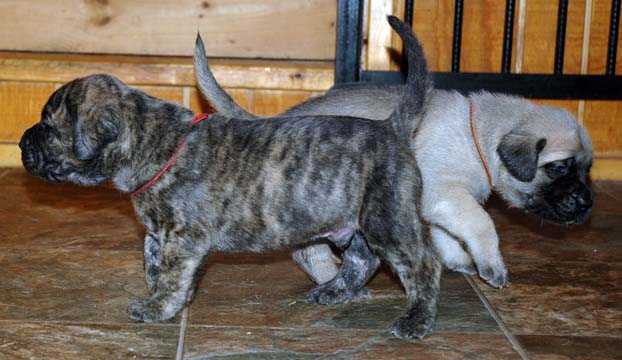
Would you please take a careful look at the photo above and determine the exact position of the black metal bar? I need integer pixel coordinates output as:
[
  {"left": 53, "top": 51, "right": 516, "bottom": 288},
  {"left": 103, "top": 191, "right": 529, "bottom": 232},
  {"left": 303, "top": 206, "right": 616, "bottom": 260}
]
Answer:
[
  {"left": 404, "top": 0, "right": 414, "bottom": 25},
  {"left": 554, "top": 0, "right": 569, "bottom": 74},
  {"left": 334, "top": 0, "right": 364, "bottom": 83},
  {"left": 357, "top": 71, "right": 622, "bottom": 100},
  {"left": 451, "top": 0, "right": 464, "bottom": 72},
  {"left": 401, "top": 0, "right": 415, "bottom": 75},
  {"left": 501, "top": 0, "right": 515, "bottom": 73},
  {"left": 606, "top": 0, "right": 621, "bottom": 75}
]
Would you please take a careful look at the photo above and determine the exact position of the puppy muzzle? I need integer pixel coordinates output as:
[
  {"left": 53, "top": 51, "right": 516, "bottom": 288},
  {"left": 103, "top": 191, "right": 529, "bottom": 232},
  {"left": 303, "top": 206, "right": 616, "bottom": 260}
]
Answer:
[
  {"left": 526, "top": 181, "right": 592, "bottom": 225},
  {"left": 19, "top": 125, "right": 67, "bottom": 183}
]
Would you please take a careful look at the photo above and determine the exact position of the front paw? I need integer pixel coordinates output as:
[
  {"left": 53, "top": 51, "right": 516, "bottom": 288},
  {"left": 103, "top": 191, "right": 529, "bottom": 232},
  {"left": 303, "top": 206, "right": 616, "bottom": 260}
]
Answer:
[
  {"left": 389, "top": 314, "right": 434, "bottom": 340},
  {"left": 128, "top": 298, "right": 175, "bottom": 322},
  {"left": 478, "top": 264, "right": 508, "bottom": 288},
  {"left": 307, "top": 284, "right": 371, "bottom": 305}
]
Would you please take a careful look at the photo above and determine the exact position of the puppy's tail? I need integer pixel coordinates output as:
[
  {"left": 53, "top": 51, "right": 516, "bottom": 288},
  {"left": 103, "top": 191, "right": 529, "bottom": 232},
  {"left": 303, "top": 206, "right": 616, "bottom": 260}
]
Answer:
[
  {"left": 194, "top": 33, "right": 256, "bottom": 119},
  {"left": 385, "top": 16, "right": 432, "bottom": 144}
]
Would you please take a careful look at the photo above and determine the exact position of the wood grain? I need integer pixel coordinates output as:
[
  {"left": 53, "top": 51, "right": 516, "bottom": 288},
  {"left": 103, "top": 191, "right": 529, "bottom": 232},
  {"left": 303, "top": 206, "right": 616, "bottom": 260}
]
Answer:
[
  {"left": 251, "top": 90, "right": 313, "bottom": 116},
  {"left": 411, "top": 0, "right": 455, "bottom": 72},
  {"left": 531, "top": 99, "right": 580, "bottom": 118},
  {"left": 587, "top": 0, "right": 622, "bottom": 75},
  {"left": 0, "top": 53, "right": 334, "bottom": 91},
  {"left": 0, "top": 82, "right": 56, "bottom": 142},
  {"left": 591, "top": 157, "right": 622, "bottom": 179},
  {"left": 0, "top": 144, "right": 20, "bottom": 167},
  {"left": 136, "top": 86, "right": 184, "bottom": 105},
  {"left": 584, "top": 100, "right": 622, "bottom": 154},
  {"left": 188, "top": 87, "right": 251, "bottom": 115},
  {"left": 460, "top": 0, "right": 507, "bottom": 72},
  {"left": 366, "top": 0, "right": 397, "bottom": 71},
  {"left": 0, "top": 0, "right": 336, "bottom": 60}
]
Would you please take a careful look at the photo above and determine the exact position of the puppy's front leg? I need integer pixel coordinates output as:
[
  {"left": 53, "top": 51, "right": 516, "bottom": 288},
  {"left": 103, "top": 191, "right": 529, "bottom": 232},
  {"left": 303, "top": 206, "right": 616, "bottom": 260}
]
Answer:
[
  {"left": 430, "top": 226, "right": 476, "bottom": 275},
  {"left": 428, "top": 191, "right": 508, "bottom": 288},
  {"left": 143, "top": 233, "right": 161, "bottom": 294},
  {"left": 130, "top": 235, "right": 208, "bottom": 322}
]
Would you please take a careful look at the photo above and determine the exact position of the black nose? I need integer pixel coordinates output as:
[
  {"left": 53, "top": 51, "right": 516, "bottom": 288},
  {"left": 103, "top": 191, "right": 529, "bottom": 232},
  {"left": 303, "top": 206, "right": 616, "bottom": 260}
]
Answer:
[
  {"left": 19, "top": 127, "right": 39, "bottom": 171},
  {"left": 19, "top": 128, "right": 32, "bottom": 150}
]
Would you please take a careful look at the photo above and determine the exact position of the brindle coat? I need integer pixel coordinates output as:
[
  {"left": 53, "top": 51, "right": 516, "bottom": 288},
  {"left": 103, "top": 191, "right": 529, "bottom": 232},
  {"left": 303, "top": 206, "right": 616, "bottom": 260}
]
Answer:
[{"left": 19, "top": 17, "right": 440, "bottom": 339}]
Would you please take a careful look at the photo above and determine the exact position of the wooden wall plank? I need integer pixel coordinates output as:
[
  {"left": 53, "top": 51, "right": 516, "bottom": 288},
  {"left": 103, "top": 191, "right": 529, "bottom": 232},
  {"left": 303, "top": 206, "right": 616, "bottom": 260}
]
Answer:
[
  {"left": 411, "top": 0, "right": 454, "bottom": 72},
  {"left": 0, "top": 144, "right": 21, "bottom": 167},
  {"left": 584, "top": 100, "right": 622, "bottom": 154},
  {"left": 188, "top": 87, "right": 251, "bottom": 115},
  {"left": 531, "top": 99, "right": 580, "bottom": 118},
  {"left": 136, "top": 86, "right": 184, "bottom": 105},
  {"left": 521, "top": 0, "right": 558, "bottom": 73},
  {"left": 564, "top": 0, "right": 589, "bottom": 74},
  {"left": 587, "top": 0, "right": 622, "bottom": 74},
  {"left": 366, "top": 0, "right": 397, "bottom": 71},
  {"left": 251, "top": 90, "right": 312, "bottom": 116},
  {"left": 0, "top": 82, "right": 56, "bottom": 142},
  {"left": 582, "top": 0, "right": 622, "bottom": 157},
  {"left": 0, "top": 53, "right": 334, "bottom": 91},
  {"left": 460, "top": 0, "right": 507, "bottom": 72},
  {"left": 592, "top": 157, "right": 622, "bottom": 179},
  {"left": 0, "top": 0, "right": 336, "bottom": 60}
]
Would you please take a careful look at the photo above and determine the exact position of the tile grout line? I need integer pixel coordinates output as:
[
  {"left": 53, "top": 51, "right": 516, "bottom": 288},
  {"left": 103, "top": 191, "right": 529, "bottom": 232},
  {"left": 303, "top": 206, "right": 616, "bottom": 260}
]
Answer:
[
  {"left": 176, "top": 307, "right": 190, "bottom": 360},
  {"left": 464, "top": 274, "right": 530, "bottom": 360}
]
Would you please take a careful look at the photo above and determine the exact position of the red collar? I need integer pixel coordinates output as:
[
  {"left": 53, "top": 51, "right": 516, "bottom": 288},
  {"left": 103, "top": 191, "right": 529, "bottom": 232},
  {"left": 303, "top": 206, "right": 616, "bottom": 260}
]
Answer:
[{"left": 131, "top": 113, "right": 209, "bottom": 197}]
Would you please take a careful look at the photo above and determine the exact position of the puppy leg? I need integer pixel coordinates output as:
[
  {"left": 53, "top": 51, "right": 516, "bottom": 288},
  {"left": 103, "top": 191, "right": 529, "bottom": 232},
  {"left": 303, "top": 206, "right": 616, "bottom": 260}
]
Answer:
[
  {"left": 129, "top": 238, "right": 207, "bottom": 322},
  {"left": 385, "top": 246, "right": 441, "bottom": 340},
  {"left": 429, "top": 191, "right": 508, "bottom": 288},
  {"left": 307, "top": 232, "right": 379, "bottom": 305},
  {"left": 362, "top": 209, "right": 441, "bottom": 339},
  {"left": 143, "top": 233, "right": 162, "bottom": 294},
  {"left": 430, "top": 226, "right": 476, "bottom": 275},
  {"left": 292, "top": 243, "right": 340, "bottom": 284}
]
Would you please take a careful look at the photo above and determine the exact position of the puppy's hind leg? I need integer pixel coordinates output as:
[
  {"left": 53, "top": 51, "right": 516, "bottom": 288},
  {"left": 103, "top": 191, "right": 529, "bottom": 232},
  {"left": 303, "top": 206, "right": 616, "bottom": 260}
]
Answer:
[
  {"left": 129, "top": 235, "right": 208, "bottom": 322},
  {"left": 362, "top": 209, "right": 441, "bottom": 339},
  {"left": 307, "top": 232, "right": 380, "bottom": 305}
]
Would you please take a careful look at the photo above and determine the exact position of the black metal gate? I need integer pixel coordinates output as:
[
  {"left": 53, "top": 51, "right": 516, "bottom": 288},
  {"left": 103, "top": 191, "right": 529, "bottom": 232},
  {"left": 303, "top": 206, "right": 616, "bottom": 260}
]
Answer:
[{"left": 335, "top": 0, "right": 622, "bottom": 100}]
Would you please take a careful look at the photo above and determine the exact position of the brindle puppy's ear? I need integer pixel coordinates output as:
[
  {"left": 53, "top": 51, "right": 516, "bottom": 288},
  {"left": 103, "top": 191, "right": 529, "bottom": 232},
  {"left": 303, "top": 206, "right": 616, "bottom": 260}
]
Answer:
[
  {"left": 73, "top": 107, "right": 119, "bottom": 161},
  {"left": 497, "top": 129, "right": 546, "bottom": 182}
]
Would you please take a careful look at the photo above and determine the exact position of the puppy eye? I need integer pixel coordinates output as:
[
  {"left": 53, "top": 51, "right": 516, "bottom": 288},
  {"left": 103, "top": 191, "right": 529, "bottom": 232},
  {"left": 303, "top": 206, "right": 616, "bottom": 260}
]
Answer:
[{"left": 544, "top": 158, "right": 573, "bottom": 178}]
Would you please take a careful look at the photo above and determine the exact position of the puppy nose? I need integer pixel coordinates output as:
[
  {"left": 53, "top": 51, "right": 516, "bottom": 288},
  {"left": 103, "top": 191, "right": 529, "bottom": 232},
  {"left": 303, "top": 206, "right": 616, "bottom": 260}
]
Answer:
[{"left": 19, "top": 129, "right": 32, "bottom": 150}]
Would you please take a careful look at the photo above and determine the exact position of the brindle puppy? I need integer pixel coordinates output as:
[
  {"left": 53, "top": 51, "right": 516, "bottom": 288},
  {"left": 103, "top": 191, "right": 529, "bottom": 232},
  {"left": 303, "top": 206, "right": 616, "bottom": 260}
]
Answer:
[{"left": 19, "top": 17, "right": 439, "bottom": 339}]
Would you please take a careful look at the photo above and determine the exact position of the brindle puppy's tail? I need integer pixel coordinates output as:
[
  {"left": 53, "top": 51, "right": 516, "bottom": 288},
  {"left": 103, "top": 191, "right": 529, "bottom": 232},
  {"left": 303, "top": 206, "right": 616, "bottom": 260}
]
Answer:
[
  {"left": 194, "top": 33, "right": 255, "bottom": 119},
  {"left": 385, "top": 16, "right": 432, "bottom": 144}
]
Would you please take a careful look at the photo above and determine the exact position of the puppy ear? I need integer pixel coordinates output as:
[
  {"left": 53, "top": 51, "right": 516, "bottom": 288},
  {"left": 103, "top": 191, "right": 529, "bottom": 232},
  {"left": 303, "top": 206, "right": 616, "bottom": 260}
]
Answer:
[
  {"left": 497, "top": 131, "right": 546, "bottom": 182},
  {"left": 73, "top": 108, "right": 119, "bottom": 161}
]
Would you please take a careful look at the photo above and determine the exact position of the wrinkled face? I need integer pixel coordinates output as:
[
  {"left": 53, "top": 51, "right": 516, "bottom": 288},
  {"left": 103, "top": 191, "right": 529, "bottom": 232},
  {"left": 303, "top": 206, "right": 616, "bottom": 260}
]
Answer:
[
  {"left": 19, "top": 75, "right": 122, "bottom": 186},
  {"left": 497, "top": 116, "right": 593, "bottom": 225},
  {"left": 524, "top": 157, "right": 592, "bottom": 224}
]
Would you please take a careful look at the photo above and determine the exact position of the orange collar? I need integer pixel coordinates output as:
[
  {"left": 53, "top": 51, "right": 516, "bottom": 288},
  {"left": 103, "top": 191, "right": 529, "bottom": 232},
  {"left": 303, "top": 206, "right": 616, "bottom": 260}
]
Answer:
[{"left": 469, "top": 99, "right": 494, "bottom": 190}]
